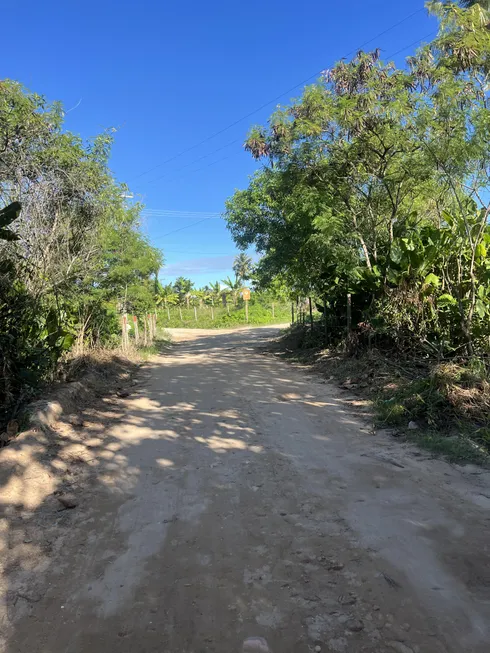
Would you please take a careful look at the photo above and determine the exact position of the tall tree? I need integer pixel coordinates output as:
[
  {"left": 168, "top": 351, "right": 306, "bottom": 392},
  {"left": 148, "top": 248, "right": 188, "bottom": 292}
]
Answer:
[
  {"left": 0, "top": 80, "right": 163, "bottom": 422},
  {"left": 232, "top": 253, "right": 253, "bottom": 281},
  {"left": 226, "top": 1, "right": 490, "bottom": 355}
]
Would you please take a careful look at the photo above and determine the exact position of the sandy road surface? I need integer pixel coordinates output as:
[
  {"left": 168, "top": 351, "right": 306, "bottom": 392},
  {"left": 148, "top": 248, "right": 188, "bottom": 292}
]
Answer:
[{"left": 2, "top": 326, "right": 490, "bottom": 653}]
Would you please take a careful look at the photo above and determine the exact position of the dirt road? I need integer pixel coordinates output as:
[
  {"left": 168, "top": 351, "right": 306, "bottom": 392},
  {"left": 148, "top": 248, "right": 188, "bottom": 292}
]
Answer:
[{"left": 2, "top": 326, "right": 490, "bottom": 653}]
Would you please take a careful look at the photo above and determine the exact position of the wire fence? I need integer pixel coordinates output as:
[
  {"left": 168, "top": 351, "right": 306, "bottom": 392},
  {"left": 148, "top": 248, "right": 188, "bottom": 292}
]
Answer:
[{"left": 156, "top": 303, "right": 292, "bottom": 329}]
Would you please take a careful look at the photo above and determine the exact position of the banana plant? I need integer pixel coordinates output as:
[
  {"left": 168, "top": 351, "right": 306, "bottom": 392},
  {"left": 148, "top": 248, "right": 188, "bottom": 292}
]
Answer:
[
  {"left": 208, "top": 281, "right": 222, "bottom": 305},
  {"left": 221, "top": 275, "right": 242, "bottom": 305}
]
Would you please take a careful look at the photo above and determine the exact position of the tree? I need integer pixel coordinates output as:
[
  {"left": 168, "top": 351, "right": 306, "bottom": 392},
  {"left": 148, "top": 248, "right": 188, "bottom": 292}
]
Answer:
[
  {"left": 173, "top": 277, "right": 194, "bottom": 307},
  {"left": 225, "top": 2, "right": 490, "bottom": 355},
  {"left": 0, "top": 79, "right": 163, "bottom": 423},
  {"left": 232, "top": 253, "right": 253, "bottom": 281}
]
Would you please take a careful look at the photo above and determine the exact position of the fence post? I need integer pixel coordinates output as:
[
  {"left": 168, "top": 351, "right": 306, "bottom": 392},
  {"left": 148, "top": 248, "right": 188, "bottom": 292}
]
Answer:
[
  {"left": 133, "top": 315, "right": 139, "bottom": 344},
  {"left": 194, "top": 305, "right": 198, "bottom": 323},
  {"left": 347, "top": 293, "right": 352, "bottom": 334},
  {"left": 167, "top": 305, "right": 170, "bottom": 321},
  {"left": 179, "top": 307, "right": 183, "bottom": 322},
  {"left": 143, "top": 315, "right": 148, "bottom": 346},
  {"left": 272, "top": 302, "right": 275, "bottom": 319},
  {"left": 121, "top": 314, "right": 127, "bottom": 351},
  {"left": 291, "top": 302, "right": 295, "bottom": 325},
  {"left": 309, "top": 297, "right": 313, "bottom": 328},
  {"left": 211, "top": 305, "right": 214, "bottom": 320},
  {"left": 323, "top": 295, "right": 327, "bottom": 344},
  {"left": 147, "top": 314, "right": 152, "bottom": 342}
]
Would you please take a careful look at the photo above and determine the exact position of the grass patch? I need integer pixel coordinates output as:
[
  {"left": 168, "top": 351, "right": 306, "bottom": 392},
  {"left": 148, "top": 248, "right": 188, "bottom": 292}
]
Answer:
[
  {"left": 273, "top": 326, "right": 490, "bottom": 465},
  {"left": 407, "top": 430, "right": 486, "bottom": 464},
  {"left": 157, "top": 304, "right": 291, "bottom": 329},
  {"left": 135, "top": 331, "right": 172, "bottom": 359}
]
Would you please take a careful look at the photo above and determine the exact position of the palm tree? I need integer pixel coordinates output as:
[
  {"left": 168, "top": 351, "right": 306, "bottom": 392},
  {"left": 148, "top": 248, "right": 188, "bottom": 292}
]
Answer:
[
  {"left": 173, "top": 276, "right": 194, "bottom": 308},
  {"left": 233, "top": 253, "right": 253, "bottom": 281},
  {"left": 221, "top": 275, "right": 242, "bottom": 305}
]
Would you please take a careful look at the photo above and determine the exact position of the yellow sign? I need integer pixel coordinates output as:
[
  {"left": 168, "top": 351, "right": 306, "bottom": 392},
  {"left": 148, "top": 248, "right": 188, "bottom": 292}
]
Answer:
[{"left": 242, "top": 288, "right": 251, "bottom": 301}]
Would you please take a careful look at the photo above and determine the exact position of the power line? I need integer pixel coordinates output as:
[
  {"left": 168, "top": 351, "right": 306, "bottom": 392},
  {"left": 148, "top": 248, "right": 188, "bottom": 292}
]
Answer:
[
  {"left": 151, "top": 29, "right": 437, "bottom": 239},
  {"left": 140, "top": 29, "right": 436, "bottom": 199},
  {"left": 146, "top": 155, "right": 233, "bottom": 188},
  {"left": 163, "top": 249, "right": 237, "bottom": 255},
  {"left": 146, "top": 141, "right": 239, "bottom": 185},
  {"left": 142, "top": 209, "right": 221, "bottom": 213},
  {"left": 141, "top": 209, "right": 223, "bottom": 221},
  {"left": 130, "top": 7, "right": 425, "bottom": 183},
  {"left": 385, "top": 29, "right": 435, "bottom": 59},
  {"left": 161, "top": 218, "right": 212, "bottom": 238}
]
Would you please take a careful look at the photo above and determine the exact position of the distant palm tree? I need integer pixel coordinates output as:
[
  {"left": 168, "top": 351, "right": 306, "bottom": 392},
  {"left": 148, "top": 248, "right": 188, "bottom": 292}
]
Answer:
[{"left": 233, "top": 253, "right": 253, "bottom": 281}]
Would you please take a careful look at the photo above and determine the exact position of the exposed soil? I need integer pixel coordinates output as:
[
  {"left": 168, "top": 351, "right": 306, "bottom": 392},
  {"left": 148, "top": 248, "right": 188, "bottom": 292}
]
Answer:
[{"left": 1, "top": 326, "right": 490, "bottom": 653}]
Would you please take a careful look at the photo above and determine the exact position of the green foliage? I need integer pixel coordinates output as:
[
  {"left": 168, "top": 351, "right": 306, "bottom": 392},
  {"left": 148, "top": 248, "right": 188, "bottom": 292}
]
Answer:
[
  {"left": 157, "top": 300, "right": 290, "bottom": 329},
  {"left": 232, "top": 253, "right": 254, "bottom": 280},
  {"left": 225, "top": 3, "right": 490, "bottom": 357},
  {"left": 0, "top": 80, "right": 162, "bottom": 424},
  {"left": 459, "top": 1, "right": 490, "bottom": 10},
  {"left": 221, "top": 275, "right": 243, "bottom": 305}
]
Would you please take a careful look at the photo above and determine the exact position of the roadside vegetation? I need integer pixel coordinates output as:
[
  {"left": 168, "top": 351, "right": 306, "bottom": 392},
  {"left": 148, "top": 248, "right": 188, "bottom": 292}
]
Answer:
[
  {"left": 155, "top": 272, "right": 290, "bottom": 328},
  {"left": 0, "top": 81, "right": 162, "bottom": 429},
  {"left": 225, "top": 1, "right": 490, "bottom": 462}
]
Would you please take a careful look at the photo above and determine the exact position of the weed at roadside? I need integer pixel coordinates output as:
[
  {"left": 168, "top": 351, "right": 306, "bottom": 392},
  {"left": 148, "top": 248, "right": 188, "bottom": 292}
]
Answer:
[{"left": 273, "top": 327, "right": 490, "bottom": 465}]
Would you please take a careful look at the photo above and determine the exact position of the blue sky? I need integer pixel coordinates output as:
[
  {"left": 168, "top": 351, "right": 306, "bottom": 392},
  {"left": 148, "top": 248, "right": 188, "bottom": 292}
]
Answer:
[{"left": 4, "top": 0, "right": 436, "bottom": 288}]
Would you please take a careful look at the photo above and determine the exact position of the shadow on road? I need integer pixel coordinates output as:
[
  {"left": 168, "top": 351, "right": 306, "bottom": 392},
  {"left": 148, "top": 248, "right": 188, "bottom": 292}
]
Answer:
[{"left": 1, "top": 327, "right": 489, "bottom": 653}]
